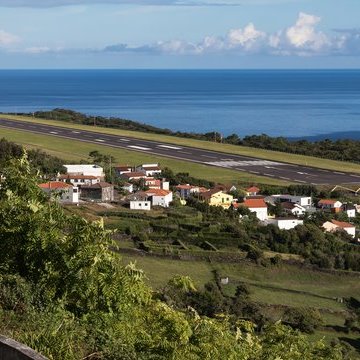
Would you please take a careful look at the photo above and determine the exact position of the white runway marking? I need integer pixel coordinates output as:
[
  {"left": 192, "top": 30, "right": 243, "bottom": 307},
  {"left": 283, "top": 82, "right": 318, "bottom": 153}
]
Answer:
[
  {"left": 158, "top": 145, "right": 182, "bottom": 150},
  {"left": 128, "top": 145, "right": 151, "bottom": 151},
  {"left": 49, "top": 131, "right": 58, "bottom": 134},
  {"left": 119, "top": 138, "right": 130, "bottom": 142},
  {"left": 72, "top": 131, "right": 80, "bottom": 134},
  {"left": 207, "top": 160, "right": 283, "bottom": 168},
  {"left": 95, "top": 139, "right": 105, "bottom": 142},
  {"left": 350, "top": 174, "right": 360, "bottom": 178},
  {"left": 334, "top": 172, "right": 345, "bottom": 175}
]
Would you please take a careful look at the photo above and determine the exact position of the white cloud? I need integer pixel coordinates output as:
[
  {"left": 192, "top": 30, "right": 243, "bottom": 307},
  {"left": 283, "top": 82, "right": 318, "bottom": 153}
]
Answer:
[
  {"left": 0, "top": 29, "right": 19, "bottom": 46},
  {"left": 285, "top": 12, "right": 330, "bottom": 51},
  {"left": 9, "top": 12, "right": 360, "bottom": 58},
  {"left": 227, "top": 23, "right": 266, "bottom": 51}
]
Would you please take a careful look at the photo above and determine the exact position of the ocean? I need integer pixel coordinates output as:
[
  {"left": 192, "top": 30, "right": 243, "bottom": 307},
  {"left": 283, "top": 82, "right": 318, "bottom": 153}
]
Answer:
[{"left": 0, "top": 69, "right": 359, "bottom": 139}]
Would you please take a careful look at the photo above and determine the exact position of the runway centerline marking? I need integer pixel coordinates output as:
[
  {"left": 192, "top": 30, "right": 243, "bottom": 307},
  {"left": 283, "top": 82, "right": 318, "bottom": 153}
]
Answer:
[
  {"left": 95, "top": 139, "right": 105, "bottom": 142},
  {"left": 158, "top": 145, "right": 182, "bottom": 150},
  {"left": 118, "top": 138, "right": 130, "bottom": 142},
  {"left": 128, "top": 145, "right": 151, "bottom": 151},
  {"left": 49, "top": 131, "right": 58, "bottom": 134}
]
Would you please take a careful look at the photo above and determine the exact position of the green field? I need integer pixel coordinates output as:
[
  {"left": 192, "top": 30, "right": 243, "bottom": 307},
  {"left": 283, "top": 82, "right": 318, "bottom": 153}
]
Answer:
[
  {"left": 0, "top": 126, "right": 290, "bottom": 185},
  {"left": 2, "top": 113, "right": 360, "bottom": 174}
]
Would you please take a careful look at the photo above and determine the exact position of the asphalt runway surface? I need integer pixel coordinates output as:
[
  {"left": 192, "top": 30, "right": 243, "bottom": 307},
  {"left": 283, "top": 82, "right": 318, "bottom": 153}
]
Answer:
[{"left": 1, "top": 118, "right": 360, "bottom": 185}]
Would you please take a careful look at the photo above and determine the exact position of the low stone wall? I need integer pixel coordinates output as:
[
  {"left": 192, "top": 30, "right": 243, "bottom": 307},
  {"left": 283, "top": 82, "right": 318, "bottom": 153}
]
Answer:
[{"left": 0, "top": 336, "right": 48, "bottom": 360}]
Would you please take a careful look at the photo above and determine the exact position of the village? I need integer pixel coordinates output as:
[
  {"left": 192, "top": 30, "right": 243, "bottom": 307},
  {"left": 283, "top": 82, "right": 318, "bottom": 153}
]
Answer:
[{"left": 38, "top": 160, "right": 360, "bottom": 241}]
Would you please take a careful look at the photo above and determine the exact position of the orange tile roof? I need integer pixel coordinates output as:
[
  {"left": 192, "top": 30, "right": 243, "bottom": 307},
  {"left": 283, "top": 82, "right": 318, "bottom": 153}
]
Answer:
[
  {"left": 176, "top": 184, "right": 193, "bottom": 190},
  {"left": 318, "top": 199, "right": 339, "bottom": 205},
  {"left": 331, "top": 220, "right": 355, "bottom": 229},
  {"left": 39, "top": 181, "right": 72, "bottom": 189},
  {"left": 145, "top": 189, "right": 172, "bottom": 196},
  {"left": 246, "top": 186, "right": 260, "bottom": 193},
  {"left": 242, "top": 198, "right": 267, "bottom": 208}
]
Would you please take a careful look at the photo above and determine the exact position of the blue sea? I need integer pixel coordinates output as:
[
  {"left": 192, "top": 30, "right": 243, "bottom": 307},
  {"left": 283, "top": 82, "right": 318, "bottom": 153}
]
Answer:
[{"left": 0, "top": 69, "right": 359, "bottom": 139}]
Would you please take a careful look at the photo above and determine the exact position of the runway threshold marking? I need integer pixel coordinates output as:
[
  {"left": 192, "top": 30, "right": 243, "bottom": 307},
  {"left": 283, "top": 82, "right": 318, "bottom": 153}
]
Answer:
[
  {"left": 128, "top": 145, "right": 151, "bottom": 151},
  {"left": 157, "top": 145, "right": 182, "bottom": 150}
]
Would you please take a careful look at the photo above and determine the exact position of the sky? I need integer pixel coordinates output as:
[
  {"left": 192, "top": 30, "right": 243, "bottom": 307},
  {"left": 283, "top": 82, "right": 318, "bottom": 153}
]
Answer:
[{"left": 0, "top": 0, "right": 359, "bottom": 68}]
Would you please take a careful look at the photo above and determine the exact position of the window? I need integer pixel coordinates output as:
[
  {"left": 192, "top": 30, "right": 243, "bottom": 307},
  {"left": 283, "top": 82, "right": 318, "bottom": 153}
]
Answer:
[
  {"left": 145, "top": 203, "right": 148, "bottom": 206},
  {"left": 139, "top": 203, "right": 142, "bottom": 207}
]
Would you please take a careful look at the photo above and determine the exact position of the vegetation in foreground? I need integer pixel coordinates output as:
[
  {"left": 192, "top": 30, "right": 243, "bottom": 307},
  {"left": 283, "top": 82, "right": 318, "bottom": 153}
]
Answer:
[{"left": 0, "top": 155, "right": 351, "bottom": 359}]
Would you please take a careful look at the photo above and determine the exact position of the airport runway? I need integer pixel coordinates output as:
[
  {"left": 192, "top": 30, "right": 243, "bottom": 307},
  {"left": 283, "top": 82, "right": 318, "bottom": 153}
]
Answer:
[{"left": 1, "top": 117, "right": 360, "bottom": 185}]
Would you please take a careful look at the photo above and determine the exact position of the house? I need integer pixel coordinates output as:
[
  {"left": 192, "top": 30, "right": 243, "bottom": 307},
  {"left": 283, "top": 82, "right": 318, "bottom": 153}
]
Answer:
[
  {"left": 176, "top": 184, "right": 206, "bottom": 199},
  {"left": 136, "top": 164, "right": 162, "bottom": 177},
  {"left": 270, "top": 194, "right": 312, "bottom": 208},
  {"left": 145, "top": 177, "right": 161, "bottom": 189},
  {"left": 281, "top": 202, "right": 306, "bottom": 217},
  {"left": 145, "top": 189, "right": 173, "bottom": 207},
  {"left": 120, "top": 171, "right": 147, "bottom": 181},
  {"left": 342, "top": 204, "right": 356, "bottom": 218},
  {"left": 267, "top": 218, "right": 304, "bottom": 230},
  {"left": 80, "top": 182, "right": 114, "bottom": 202},
  {"left": 38, "top": 181, "right": 79, "bottom": 204},
  {"left": 318, "top": 199, "right": 343, "bottom": 213},
  {"left": 63, "top": 164, "right": 105, "bottom": 180},
  {"left": 239, "top": 198, "right": 268, "bottom": 221},
  {"left": 121, "top": 182, "right": 134, "bottom": 193},
  {"left": 114, "top": 165, "right": 133, "bottom": 176},
  {"left": 246, "top": 186, "right": 260, "bottom": 197},
  {"left": 56, "top": 174, "right": 99, "bottom": 187},
  {"left": 128, "top": 191, "right": 151, "bottom": 211},
  {"left": 323, "top": 220, "right": 356, "bottom": 238},
  {"left": 199, "top": 190, "right": 234, "bottom": 209}
]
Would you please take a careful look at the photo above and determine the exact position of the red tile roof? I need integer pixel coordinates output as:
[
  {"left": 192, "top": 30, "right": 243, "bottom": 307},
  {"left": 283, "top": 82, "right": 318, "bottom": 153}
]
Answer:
[
  {"left": 331, "top": 220, "right": 355, "bottom": 229},
  {"left": 246, "top": 186, "right": 260, "bottom": 193},
  {"left": 318, "top": 199, "right": 339, "bottom": 205},
  {"left": 242, "top": 198, "right": 267, "bottom": 208},
  {"left": 145, "top": 189, "right": 172, "bottom": 196},
  {"left": 39, "top": 181, "right": 72, "bottom": 189},
  {"left": 121, "top": 172, "right": 146, "bottom": 178},
  {"left": 176, "top": 184, "right": 193, "bottom": 190}
]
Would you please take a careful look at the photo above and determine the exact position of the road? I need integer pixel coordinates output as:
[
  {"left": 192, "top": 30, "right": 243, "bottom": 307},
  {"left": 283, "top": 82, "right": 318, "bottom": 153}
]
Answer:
[{"left": 1, "top": 117, "right": 360, "bottom": 185}]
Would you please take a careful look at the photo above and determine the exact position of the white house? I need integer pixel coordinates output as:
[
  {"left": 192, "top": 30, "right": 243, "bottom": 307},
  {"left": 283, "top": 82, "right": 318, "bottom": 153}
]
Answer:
[
  {"left": 322, "top": 220, "right": 356, "bottom": 238},
  {"left": 136, "top": 164, "right": 162, "bottom": 177},
  {"left": 145, "top": 189, "right": 173, "bottom": 207},
  {"left": 64, "top": 164, "right": 105, "bottom": 180},
  {"left": 318, "top": 199, "right": 343, "bottom": 213},
  {"left": 121, "top": 182, "right": 134, "bottom": 193},
  {"left": 267, "top": 218, "right": 304, "bottom": 230},
  {"left": 239, "top": 198, "right": 268, "bottom": 221},
  {"left": 114, "top": 165, "right": 133, "bottom": 176},
  {"left": 281, "top": 202, "right": 306, "bottom": 217},
  {"left": 342, "top": 204, "right": 356, "bottom": 218},
  {"left": 38, "top": 181, "right": 79, "bottom": 204},
  {"left": 128, "top": 191, "right": 151, "bottom": 211},
  {"left": 246, "top": 186, "right": 260, "bottom": 197},
  {"left": 270, "top": 194, "right": 312, "bottom": 208},
  {"left": 56, "top": 174, "right": 99, "bottom": 187}
]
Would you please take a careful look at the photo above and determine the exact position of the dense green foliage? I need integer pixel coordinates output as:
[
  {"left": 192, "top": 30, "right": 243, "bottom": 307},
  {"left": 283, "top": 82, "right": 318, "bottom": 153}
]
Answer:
[
  {"left": 21, "top": 108, "right": 360, "bottom": 163},
  {"left": 0, "top": 137, "right": 65, "bottom": 175},
  {"left": 0, "top": 155, "right": 348, "bottom": 359}
]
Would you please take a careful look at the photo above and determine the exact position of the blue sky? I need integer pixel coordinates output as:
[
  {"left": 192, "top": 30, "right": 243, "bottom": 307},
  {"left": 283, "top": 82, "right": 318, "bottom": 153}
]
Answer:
[{"left": 0, "top": 0, "right": 359, "bottom": 68}]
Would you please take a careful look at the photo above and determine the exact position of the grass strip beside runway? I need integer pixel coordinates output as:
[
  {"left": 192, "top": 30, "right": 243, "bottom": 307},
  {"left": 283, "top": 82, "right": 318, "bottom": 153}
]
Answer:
[
  {"left": 3, "top": 114, "right": 360, "bottom": 174},
  {"left": 0, "top": 127, "right": 290, "bottom": 185}
]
